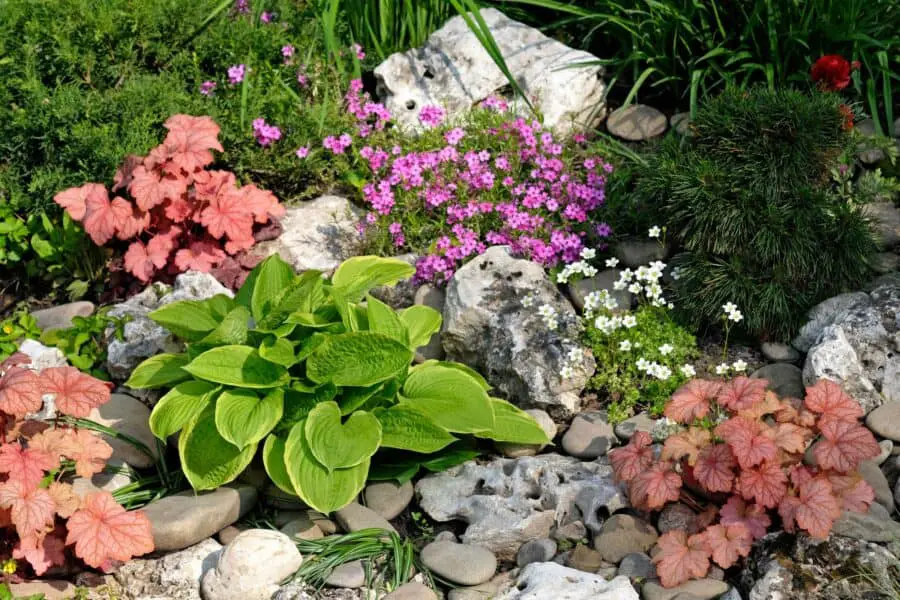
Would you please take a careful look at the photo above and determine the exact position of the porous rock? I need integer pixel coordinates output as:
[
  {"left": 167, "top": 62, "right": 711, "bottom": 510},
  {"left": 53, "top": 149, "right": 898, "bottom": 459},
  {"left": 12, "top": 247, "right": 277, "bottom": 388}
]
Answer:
[
  {"left": 415, "top": 453, "right": 627, "bottom": 560},
  {"left": 374, "top": 8, "right": 607, "bottom": 135},
  {"left": 442, "top": 246, "right": 594, "bottom": 419},
  {"left": 115, "top": 538, "right": 222, "bottom": 600},
  {"left": 493, "top": 563, "right": 639, "bottom": 600}
]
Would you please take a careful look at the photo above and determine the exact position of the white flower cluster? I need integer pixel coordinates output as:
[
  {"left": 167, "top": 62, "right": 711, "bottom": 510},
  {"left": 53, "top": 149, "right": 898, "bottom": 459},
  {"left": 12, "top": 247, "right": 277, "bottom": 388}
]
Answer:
[
  {"left": 593, "top": 313, "right": 637, "bottom": 335},
  {"left": 521, "top": 293, "right": 535, "bottom": 308},
  {"left": 636, "top": 358, "right": 672, "bottom": 380},
  {"left": 715, "top": 359, "right": 748, "bottom": 375},
  {"left": 612, "top": 261, "right": 671, "bottom": 308},
  {"left": 583, "top": 289, "right": 620, "bottom": 319},
  {"left": 559, "top": 344, "right": 584, "bottom": 380},
  {"left": 722, "top": 302, "right": 743, "bottom": 323},
  {"left": 538, "top": 303, "right": 559, "bottom": 331},
  {"left": 556, "top": 248, "right": 599, "bottom": 284}
]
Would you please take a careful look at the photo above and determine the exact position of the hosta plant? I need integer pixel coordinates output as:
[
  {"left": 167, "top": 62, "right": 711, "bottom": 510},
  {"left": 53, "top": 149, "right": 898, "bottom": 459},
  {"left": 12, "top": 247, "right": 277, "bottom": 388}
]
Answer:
[
  {"left": 610, "top": 377, "right": 880, "bottom": 588},
  {"left": 0, "top": 354, "right": 154, "bottom": 575},
  {"left": 54, "top": 115, "right": 284, "bottom": 286},
  {"left": 125, "top": 255, "right": 549, "bottom": 513}
]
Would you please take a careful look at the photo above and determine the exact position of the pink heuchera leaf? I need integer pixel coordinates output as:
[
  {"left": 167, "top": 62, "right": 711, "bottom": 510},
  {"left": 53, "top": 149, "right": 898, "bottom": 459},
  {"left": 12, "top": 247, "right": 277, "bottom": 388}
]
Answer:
[
  {"left": 83, "top": 191, "right": 131, "bottom": 245},
  {"left": 200, "top": 192, "right": 254, "bottom": 244},
  {"left": 163, "top": 196, "right": 195, "bottom": 222},
  {"left": 0, "top": 480, "right": 56, "bottom": 537},
  {"left": 665, "top": 379, "right": 720, "bottom": 423},
  {"left": 804, "top": 379, "right": 862, "bottom": 426},
  {"left": 630, "top": 462, "right": 682, "bottom": 510},
  {"left": 40, "top": 366, "right": 112, "bottom": 418},
  {"left": 789, "top": 464, "right": 815, "bottom": 488},
  {"left": 765, "top": 422, "right": 810, "bottom": 455},
  {"left": 112, "top": 154, "right": 144, "bottom": 192},
  {"left": 697, "top": 523, "right": 752, "bottom": 569},
  {"left": 115, "top": 205, "right": 151, "bottom": 240},
  {"left": 14, "top": 532, "right": 67, "bottom": 575},
  {"left": 66, "top": 491, "right": 155, "bottom": 569},
  {"left": 719, "top": 496, "right": 771, "bottom": 540},
  {"left": 717, "top": 376, "right": 769, "bottom": 411},
  {"left": 162, "top": 115, "right": 223, "bottom": 174},
  {"left": 0, "top": 443, "right": 56, "bottom": 489},
  {"left": 737, "top": 460, "right": 787, "bottom": 508},
  {"left": 826, "top": 473, "right": 874, "bottom": 513},
  {"left": 814, "top": 419, "right": 880, "bottom": 473},
  {"left": 780, "top": 478, "right": 841, "bottom": 539},
  {"left": 715, "top": 417, "right": 777, "bottom": 469},
  {"left": 29, "top": 428, "right": 80, "bottom": 464},
  {"left": 653, "top": 531, "right": 710, "bottom": 588},
  {"left": 240, "top": 184, "right": 285, "bottom": 223},
  {"left": 1, "top": 352, "right": 32, "bottom": 371},
  {"left": 693, "top": 443, "right": 736, "bottom": 493},
  {"left": 661, "top": 427, "right": 712, "bottom": 466},
  {"left": 48, "top": 482, "right": 81, "bottom": 519},
  {"left": 68, "top": 429, "right": 113, "bottom": 478},
  {"left": 54, "top": 184, "right": 104, "bottom": 221},
  {"left": 129, "top": 166, "right": 186, "bottom": 211},
  {"left": 609, "top": 431, "right": 654, "bottom": 482},
  {"left": 124, "top": 236, "right": 172, "bottom": 282},
  {"left": 0, "top": 367, "right": 44, "bottom": 417},
  {"left": 174, "top": 241, "right": 227, "bottom": 272}
]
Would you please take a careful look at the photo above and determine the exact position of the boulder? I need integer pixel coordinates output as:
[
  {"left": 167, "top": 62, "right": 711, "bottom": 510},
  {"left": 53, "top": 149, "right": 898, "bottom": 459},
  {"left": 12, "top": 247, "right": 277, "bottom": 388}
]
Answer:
[
  {"left": 593, "top": 514, "right": 657, "bottom": 563},
  {"left": 201, "top": 529, "right": 302, "bottom": 600},
  {"left": 561, "top": 411, "right": 618, "bottom": 459},
  {"left": 31, "top": 301, "right": 95, "bottom": 332},
  {"left": 606, "top": 105, "right": 667, "bottom": 141},
  {"left": 866, "top": 401, "right": 900, "bottom": 442},
  {"left": 324, "top": 560, "right": 366, "bottom": 589},
  {"left": 749, "top": 363, "right": 804, "bottom": 400},
  {"left": 442, "top": 246, "right": 594, "bottom": 419},
  {"left": 373, "top": 8, "right": 606, "bottom": 135},
  {"left": 415, "top": 453, "right": 627, "bottom": 560},
  {"left": 760, "top": 342, "right": 800, "bottom": 364},
  {"left": 115, "top": 538, "right": 222, "bottom": 600},
  {"left": 493, "top": 563, "right": 639, "bottom": 599},
  {"left": 88, "top": 392, "right": 159, "bottom": 468},
  {"left": 362, "top": 480, "right": 414, "bottom": 520},
  {"left": 335, "top": 502, "right": 397, "bottom": 534},
  {"left": 831, "top": 504, "right": 900, "bottom": 542},
  {"left": 517, "top": 538, "right": 558, "bottom": 568},
  {"left": 420, "top": 541, "right": 497, "bottom": 586},
  {"left": 796, "top": 282, "right": 900, "bottom": 414},
  {"left": 862, "top": 202, "right": 900, "bottom": 250},
  {"left": 642, "top": 579, "right": 728, "bottom": 600}
]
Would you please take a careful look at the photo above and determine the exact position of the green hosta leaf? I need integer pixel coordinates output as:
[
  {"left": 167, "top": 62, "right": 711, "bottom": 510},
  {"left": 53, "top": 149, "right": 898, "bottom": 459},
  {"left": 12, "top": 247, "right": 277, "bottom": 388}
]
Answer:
[
  {"left": 215, "top": 388, "right": 284, "bottom": 449},
  {"left": 411, "top": 360, "right": 491, "bottom": 391},
  {"left": 251, "top": 255, "right": 296, "bottom": 322},
  {"left": 284, "top": 420, "right": 369, "bottom": 513},
  {"left": 257, "top": 271, "right": 326, "bottom": 331},
  {"left": 184, "top": 345, "right": 290, "bottom": 388},
  {"left": 259, "top": 336, "right": 297, "bottom": 367},
  {"left": 306, "top": 332, "right": 411, "bottom": 387},
  {"left": 276, "top": 386, "right": 335, "bottom": 436},
  {"left": 198, "top": 306, "right": 251, "bottom": 347},
  {"left": 286, "top": 310, "right": 341, "bottom": 329},
  {"left": 375, "top": 405, "right": 456, "bottom": 453},
  {"left": 421, "top": 445, "right": 481, "bottom": 472},
  {"left": 235, "top": 261, "right": 261, "bottom": 309},
  {"left": 399, "top": 305, "right": 442, "bottom": 351},
  {"left": 149, "top": 380, "right": 218, "bottom": 440},
  {"left": 204, "top": 294, "right": 237, "bottom": 320},
  {"left": 399, "top": 364, "right": 494, "bottom": 433},
  {"left": 125, "top": 353, "right": 191, "bottom": 389},
  {"left": 478, "top": 398, "right": 550, "bottom": 444},
  {"left": 365, "top": 294, "right": 408, "bottom": 344},
  {"left": 263, "top": 434, "right": 296, "bottom": 495},
  {"left": 179, "top": 405, "right": 256, "bottom": 490},
  {"left": 367, "top": 460, "right": 422, "bottom": 485},
  {"left": 337, "top": 383, "right": 384, "bottom": 415},
  {"left": 331, "top": 256, "right": 415, "bottom": 302},
  {"left": 149, "top": 300, "right": 220, "bottom": 341},
  {"left": 305, "top": 401, "right": 381, "bottom": 471}
]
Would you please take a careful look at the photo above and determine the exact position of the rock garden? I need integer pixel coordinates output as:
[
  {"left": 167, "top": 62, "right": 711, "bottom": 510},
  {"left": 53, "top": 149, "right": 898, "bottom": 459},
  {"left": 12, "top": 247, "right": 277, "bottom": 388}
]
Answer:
[{"left": 1, "top": 1, "right": 899, "bottom": 599}]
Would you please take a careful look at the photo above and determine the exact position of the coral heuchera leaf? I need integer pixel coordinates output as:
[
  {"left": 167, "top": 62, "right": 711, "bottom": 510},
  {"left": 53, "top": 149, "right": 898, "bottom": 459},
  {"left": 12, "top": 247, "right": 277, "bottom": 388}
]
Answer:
[
  {"left": 737, "top": 459, "right": 787, "bottom": 508},
  {"left": 609, "top": 430, "right": 654, "bottom": 482},
  {"left": 661, "top": 427, "right": 711, "bottom": 466},
  {"left": 40, "top": 366, "right": 112, "bottom": 418},
  {"left": 804, "top": 379, "right": 863, "bottom": 426},
  {"left": 719, "top": 496, "right": 771, "bottom": 540},
  {"left": 68, "top": 429, "right": 114, "bottom": 478},
  {"left": 162, "top": 115, "right": 224, "bottom": 174},
  {"left": 665, "top": 379, "right": 719, "bottom": 423},
  {"left": 653, "top": 531, "right": 710, "bottom": 588},
  {"left": 715, "top": 417, "right": 777, "bottom": 469},
  {"left": 693, "top": 443, "right": 736, "bottom": 493},
  {"left": 813, "top": 419, "right": 880, "bottom": 473},
  {"left": 716, "top": 376, "right": 768, "bottom": 411},
  {"left": 698, "top": 523, "right": 752, "bottom": 568},
  {"left": 0, "top": 480, "right": 56, "bottom": 537},
  {"left": 66, "top": 491, "right": 154, "bottom": 570},
  {"left": 199, "top": 192, "right": 255, "bottom": 244},
  {"left": 14, "top": 532, "right": 66, "bottom": 575},
  {"left": 790, "top": 478, "right": 841, "bottom": 539},
  {"left": 630, "top": 462, "right": 682, "bottom": 510},
  {"left": 0, "top": 367, "right": 43, "bottom": 417},
  {"left": 0, "top": 443, "right": 56, "bottom": 489}
]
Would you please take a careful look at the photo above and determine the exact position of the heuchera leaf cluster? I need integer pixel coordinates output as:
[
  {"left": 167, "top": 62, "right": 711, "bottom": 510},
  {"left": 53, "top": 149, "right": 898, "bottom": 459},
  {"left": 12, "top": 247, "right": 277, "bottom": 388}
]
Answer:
[
  {"left": 609, "top": 377, "right": 880, "bottom": 588},
  {"left": 0, "top": 354, "right": 154, "bottom": 575},
  {"left": 125, "top": 255, "right": 549, "bottom": 514},
  {"left": 54, "top": 115, "right": 284, "bottom": 284}
]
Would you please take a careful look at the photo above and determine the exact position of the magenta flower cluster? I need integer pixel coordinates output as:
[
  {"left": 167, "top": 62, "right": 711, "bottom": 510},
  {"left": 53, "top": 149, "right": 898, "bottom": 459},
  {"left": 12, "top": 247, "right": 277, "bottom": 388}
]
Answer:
[
  {"left": 227, "top": 64, "right": 246, "bottom": 85},
  {"left": 252, "top": 118, "right": 282, "bottom": 146}
]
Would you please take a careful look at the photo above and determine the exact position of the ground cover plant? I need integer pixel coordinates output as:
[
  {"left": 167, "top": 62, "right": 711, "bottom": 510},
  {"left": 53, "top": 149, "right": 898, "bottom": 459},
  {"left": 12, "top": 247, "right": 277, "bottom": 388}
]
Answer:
[
  {"left": 633, "top": 86, "right": 878, "bottom": 340},
  {"left": 0, "top": 354, "right": 154, "bottom": 576},
  {"left": 125, "top": 254, "right": 549, "bottom": 513},
  {"left": 610, "top": 377, "right": 881, "bottom": 588}
]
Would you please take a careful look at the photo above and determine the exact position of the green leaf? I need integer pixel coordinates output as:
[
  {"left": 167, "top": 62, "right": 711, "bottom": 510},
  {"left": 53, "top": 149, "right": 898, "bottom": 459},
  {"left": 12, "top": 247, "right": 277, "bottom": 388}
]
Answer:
[
  {"left": 215, "top": 388, "right": 284, "bottom": 449},
  {"left": 331, "top": 256, "right": 415, "bottom": 302},
  {"left": 235, "top": 259, "right": 261, "bottom": 309},
  {"left": 375, "top": 405, "right": 456, "bottom": 453},
  {"left": 478, "top": 398, "right": 550, "bottom": 444},
  {"left": 259, "top": 336, "right": 297, "bottom": 367},
  {"left": 204, "top": 294, "right": 237, "bottom": 320},
  {"left": 251, "top": 254, "right": 296, "bottom": 322},
  {"left": 179, "top": 404, "right": 256, "bottom": 490},
  {"left": 336, "top": 383, "right": 384, "bottom": 415},
  {"left": 285, "top": 310, "right": 341, "bottom": 329},
  {"left": 306, "top": 332, "right": 412, "bottom": 387},
  {"left": 304, "top": 401, "right": 381, "bottom": 471},
  {"left": 257, "top": 271, "right": 326, "bottom": 331},
  {"left": 149, "top": 380, "right": 218, "bottom": 440},
  {"left": 284, "top": 420, "right": 369, "bottom": 513},
  {"left": 399, "top": 305, "right": 442, "bottom": 351},
  {"left": 366, "top": 459, "right": 422, "bottom": 485},
  {"left": 125, "top": 353, "right": 191, "bottom": 389},
  {"left": 262, "top": 433, "right": 296, "bottom": 495},
  {"left": 411, "top": 360, "right": 491, "bottom": 391},
  {"left": 198, "top": 305, "right": 251, "bottom": 347},
  {"left": 366, "top": 294, "right": 408, "bottom": 344},
  {"left": 149, "top": 300, "right": 220, "bottom": 341},
  {"left": 422, "top": 445, "right": 481, "bottom": 472},
  {"left": 184, "top": 346, "right": 290, "bottom": 388},
  {"left": 399, "top": 365, "right": 494, "bottom": 433},
  {"left": 275, "top": 386, "right": 335, "bottom": 436}
]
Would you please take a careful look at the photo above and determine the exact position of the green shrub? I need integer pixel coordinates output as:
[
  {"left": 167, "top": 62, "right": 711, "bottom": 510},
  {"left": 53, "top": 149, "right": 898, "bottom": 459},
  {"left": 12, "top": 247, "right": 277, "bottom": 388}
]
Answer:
[
  {"left": 125, "top": 255, "right": 548, "bottom": 513},
  {"left": 635, "top": 87, "right": 878, "bottom": 340}
]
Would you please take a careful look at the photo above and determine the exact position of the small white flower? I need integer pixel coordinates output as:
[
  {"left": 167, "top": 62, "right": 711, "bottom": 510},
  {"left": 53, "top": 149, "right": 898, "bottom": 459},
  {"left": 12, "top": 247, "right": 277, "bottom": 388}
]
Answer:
[
  {"left": 722, "top": 302, "right": 738, "bottom": 315},
  {"left": 623, "top": 315, "right": 637, "bottom": 328},
  {"left": 667, "top": 303, "right": 675, "bottom": 310},
  {"left": 658, "top": 343, "right": 674, "bottom": 356},
  {"left": 648, "top": 226, "right": 661, "bottom": 238},
  {"left": 556, "top": 272, "right": 569, "bottom": 284},
  {"left": 636, "top": 358, "right": 651, "bottom": 371},
  {"left": 583, "top": 265, "right": 598, "bottom": 278},
  {"left": 603, "top": 297, "right": 620, "bottom": 311},
  {"left": 560, "top": 365, "right": 574, "bottom": 379},
  {"left": 627, "top": 282, "right": 642, "bottom": 294},
  {"left": 613, "top": 280, "right": 627, "bottom": 291},
  {"left": 728, "top": 310, "right": 744, "bottom": 323},
  {"left": 567, "top": 347, "right": 582, "bottom": 363},
  {"left": 715, "top": 362, "right": 730, "bottom": 375},
  {"left": 619, "top": 340, "right": 632, "bottom": 351},
  {"left": 671, "top": 267, "right": 682, "bottom": 281},
  {"left": 732, "top": 359, "right": 748, "bottom": 372},
  {"left": 581, "top": 248, "right": 597, "bottom": 260},
  {"left": 605, "top": 257, "right": 620, "bottom": 268},
  {"left": 522, "top": 294, "right": 535, "bottom": 308},
  {"left": 680, "top": 364, "right": 696, "bottom": 378},
  {"left": 653, "top": 365, "right": 672, "bottom": 381}
]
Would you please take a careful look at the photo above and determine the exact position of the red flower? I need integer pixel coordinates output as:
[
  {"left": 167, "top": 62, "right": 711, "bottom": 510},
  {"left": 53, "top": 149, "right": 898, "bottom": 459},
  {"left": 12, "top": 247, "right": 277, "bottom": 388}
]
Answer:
[
  {"left": 811, "top": 55, "right": 860, "bottom": 91},
  {"left": 838, "top": 104, "right": 854, "bottom": 131}
]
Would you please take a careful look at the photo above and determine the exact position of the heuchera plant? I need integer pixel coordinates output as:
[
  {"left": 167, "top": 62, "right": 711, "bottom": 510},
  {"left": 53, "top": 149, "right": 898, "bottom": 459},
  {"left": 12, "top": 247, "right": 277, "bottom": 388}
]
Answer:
[
  {"left": 125, "top": 255, "right": 549, "bottom": 513},
  {"left": 0, "top": 354, "right": 153, "bottom": 575},
  {"left": 54, "top": 115, "right": 284, "bottom": 285},
  {"left": 609, "top": 377, "right": 880, "bottom": 588}
]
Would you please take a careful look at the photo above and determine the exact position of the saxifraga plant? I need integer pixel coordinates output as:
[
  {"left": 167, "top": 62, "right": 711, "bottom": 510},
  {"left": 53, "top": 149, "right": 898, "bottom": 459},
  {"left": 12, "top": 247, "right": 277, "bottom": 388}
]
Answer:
[
  {"left": 125, "top": 255, "right": 549, "bottom": 513},
  {"left": 634, "top": 87, "right": 878, "bottom": 340}
]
